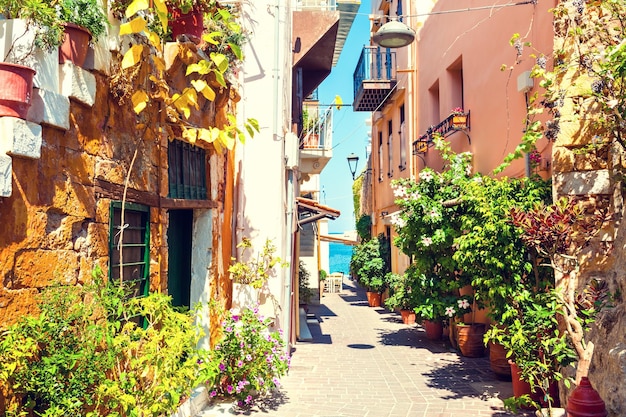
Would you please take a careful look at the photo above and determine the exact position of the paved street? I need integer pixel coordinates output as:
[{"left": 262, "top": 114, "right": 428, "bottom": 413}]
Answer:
[{"left": 197, "top": 278, "right": 529, "bottom": 417}]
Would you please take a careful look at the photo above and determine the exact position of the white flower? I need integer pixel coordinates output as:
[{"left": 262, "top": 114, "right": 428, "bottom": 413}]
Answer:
[
  {"left": 457, "top": 299, "right": 470, "bottom": 310},
  {"left": 420, "top": 170, "right": 433, "bottom": 181},
  {"left": 445, "top": 306, "right": 456, "bottom": 317},
  {"left": 410, "top": 191, "right": 421, "bottom": 200},
  {"left": 421, "top": 236, "right": 433, "bottom": 247},
  {"left": 391, "top": 214, "right": 406, "bottom": 228},
  {"left": 429, "top": 209, "right": 440, "bottom": 219},
  {"left": 393, "top": 186, "right": 407, "bottom": 198}
]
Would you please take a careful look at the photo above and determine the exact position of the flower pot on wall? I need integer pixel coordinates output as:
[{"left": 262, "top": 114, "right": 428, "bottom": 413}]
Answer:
[
  {"left": 452, "top": 115, "right": 467, "bottom": 129},
  {"left": 169, "top": 6, "right": 204, "bottom": 42},
  {"left": 59, "top": 23, "right": 92, "bottom": 67},
  {"left": 0, "top": 62, "right": 35, "bottom": 119},
  {"left": 456, "top": 323, "right": 486, "bottom": 357},
  {"left": 422, "top": 319, "right": 443, "bottom": 340},
  {"left": 366, "top": 291, "right": 381, "bottom": 307}
]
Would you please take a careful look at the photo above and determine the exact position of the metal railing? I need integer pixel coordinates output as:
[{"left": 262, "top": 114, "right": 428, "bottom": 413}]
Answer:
[
  {"left": 353, "top": 46, "right": 397, "bottom": 99},
  {"left": 413, "top": 111, "right": 471, "bottom": 154},
  {"left": 295, "top": 0, "right": 337, "bottom": 11},
  {"left": 301, "top": 104, "right": 334, "bottom": 150}
]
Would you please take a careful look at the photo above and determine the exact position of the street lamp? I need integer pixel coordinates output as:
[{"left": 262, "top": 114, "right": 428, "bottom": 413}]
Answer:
[
  {"left": 372, "top": 20, "right": 416, "bottom": 48},
  {"left": 347, "top": 153, "right": 359, "bottom": 180}
]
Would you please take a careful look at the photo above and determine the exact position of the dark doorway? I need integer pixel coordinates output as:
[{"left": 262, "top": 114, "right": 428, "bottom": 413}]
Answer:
[{"left": 167, "top": 210, "right": 193, "bottom": 308}]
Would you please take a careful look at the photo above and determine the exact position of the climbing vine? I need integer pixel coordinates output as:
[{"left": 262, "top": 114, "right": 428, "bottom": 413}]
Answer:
[
  {"left": 496, "top": 0, "right": 626, "bottom": 172},
  {"left": 111, "top": 0, "right": 258, "bottom": 151}
]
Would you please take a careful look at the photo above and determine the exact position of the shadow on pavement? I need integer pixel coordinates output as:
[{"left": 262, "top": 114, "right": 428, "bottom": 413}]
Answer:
[
  {"left": 232, "top": 390, "right": 289, "bottom": 415},
  {"left": 377, "top": 327, "right": 450, "bottom": 353}
]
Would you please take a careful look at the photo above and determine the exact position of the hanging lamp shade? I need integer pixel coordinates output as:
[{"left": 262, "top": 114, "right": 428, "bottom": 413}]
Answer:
[{"left": 372, "top": 20, "right": 416, "bottom": 48}]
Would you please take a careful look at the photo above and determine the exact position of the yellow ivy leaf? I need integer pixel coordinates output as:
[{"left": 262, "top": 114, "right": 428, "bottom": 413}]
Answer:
[
  {"left": 119, "top": 17, "right": 146, "bottom": 36},
  {"left": 153, "top": 0, "right": 169, "bottom": 33},
  {"left": 121, "top": 45, "right": 144, "bottom": 69},
  {"left": 210, "top": 53, "right": 228, "bottom": 73},
  {"left": 191, "top": 79, "right": 216, "bottom": 101},
  {"left": 148, "top": 31, "right": 162, "bottom": 49},
  {"left": 182, "top": 128, "right": 198, "bottom": 144},
  {"left": 202, "top": 31, "right": 221, "bottom": 45},
  {"left": 126, "top": 0, "right": 149, "bottom": 18},
  {"left": 219, "top": 130, "right": 235, "bottom": 150},
  {"left": 131, "top": 90, "right": 149, "bottom": 114},
  {"left": 181, "top": 87, "right": 199, "bottom": 109},
  {"left": 186, "top": 60, "right": 211, "bottom": 76},
  {"left": 213, "top": 71, "right": 225, "bottom": 87},
  {"left": 197, "top": 128, "right": 213, "bottom": 144}
]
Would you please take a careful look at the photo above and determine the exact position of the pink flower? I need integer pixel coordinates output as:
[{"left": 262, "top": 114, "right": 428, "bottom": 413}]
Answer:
[{"left": 445, "top": 306, "right": 456, "bottom": 317}]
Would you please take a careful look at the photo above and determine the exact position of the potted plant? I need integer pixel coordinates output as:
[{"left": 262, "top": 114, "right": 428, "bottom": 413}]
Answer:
[
  {"left": 450, "top": 106, "right": 468, "bottom": 129},
  {"left": 298, "top": 261, "right": 313, "bottom": 311},
  {"left": 384, "top": 272, "right": 417, "bottom": 324},
  {"left": 301, "top": 107, "right": 320, "bottom": 148},
  {"left": 318, "top": 269, "right": 327, "bottom": 298},
  {"left": 229, "top": 237, "right": 286, "bottom": 309},
  {"left": 0, "top": 0, "right": 64, "bottom": 118},
  {"left": 167, "top": 0, "right": 216, "bottom": 41},
  {"left": 57, "top": 0, "right": 109, "bottom": 66},
  {"left": 349, "top": 235, "right": 390, "bottom": 307}
]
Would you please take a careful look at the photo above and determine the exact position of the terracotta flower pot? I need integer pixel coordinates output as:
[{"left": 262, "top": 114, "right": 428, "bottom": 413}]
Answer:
[
  {"left": 0, "top": 62, "right": 35, "bottom": 119},
  {"left": 456, "top": 323, "right": 486, "bottom": 357},
  {"left": 422, "top": 319, "right": 443, "bottom": 340},
  {"left": 366, "top": 291, "right": 381, "bottom": 307},
  {"left": 400, "top": 309, "right": 416, "bottom": 325},
  {"left": 59, "top": 23, "right": 92, "bottom": 67},
  {"left": 489, "top": 342, "right": 512, "bottom": 379}
]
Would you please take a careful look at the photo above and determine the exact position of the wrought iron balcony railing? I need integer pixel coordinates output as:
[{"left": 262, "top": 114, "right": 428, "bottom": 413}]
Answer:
[
  {"left": 353, "top": 46, "right": 397, "bottom": 112},
  {"left": 295, "top": 0, "right": 337, "bottom": 11},
  {"left": 413, "top": 111, "right": 471, "bottom": 154},
  {"left": 300, "top": 104, "right": 333, "bottom": 150}
]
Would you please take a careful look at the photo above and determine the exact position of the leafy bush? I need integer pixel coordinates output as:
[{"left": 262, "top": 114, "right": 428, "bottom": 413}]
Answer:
[
  {"left": 0, "top": 268, "right": 208, "bottom": 417},
  {"left": 350, "top": 235, "right": 390, "bottom": 293},
  {"left": 298, "top": 261, "right": 313, "bottom": 304},
  {"left": 207, "top": 306, "right": 290, "bottom": 407}
]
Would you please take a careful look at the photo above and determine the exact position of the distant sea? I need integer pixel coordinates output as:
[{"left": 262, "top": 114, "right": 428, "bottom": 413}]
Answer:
[{"left": 328, "top": 241, "right": 353, "bottom": 275}]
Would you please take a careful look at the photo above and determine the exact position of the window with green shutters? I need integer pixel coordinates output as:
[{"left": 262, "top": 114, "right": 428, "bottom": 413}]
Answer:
[
  {"left": 108, "top": 202, "right": 150, "bottom": 299},
  {"left": 168, "top": 140, "right": 207, "bottom": 199}
]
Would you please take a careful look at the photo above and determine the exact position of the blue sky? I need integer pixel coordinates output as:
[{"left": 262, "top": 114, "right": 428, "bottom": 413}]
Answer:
[{"left": 318, "top": 0, "right": 372, "bottom": 233}]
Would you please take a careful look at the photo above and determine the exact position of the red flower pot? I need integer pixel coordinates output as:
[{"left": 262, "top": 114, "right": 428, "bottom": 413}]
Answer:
[
  {"left": 0, "top": 62, "right": 35, "bottom": 119},
  {"left": 566, "top": 377, "right": 607, "bottom": 417},
  {"left": 169, "top": 6, "right": 204, "bottom": 42},
  {"left": 59, "top": 23, "right": 92, "bottom": 67}
]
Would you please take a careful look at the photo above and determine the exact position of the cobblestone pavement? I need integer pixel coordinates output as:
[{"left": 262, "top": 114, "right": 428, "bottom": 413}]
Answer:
[{"left": 197, "top": 278, "right": 532, "bottom": 417}]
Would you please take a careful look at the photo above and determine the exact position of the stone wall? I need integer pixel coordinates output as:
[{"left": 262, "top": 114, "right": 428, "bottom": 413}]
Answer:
[
  {"left": 0, "top": 42, "right": 235, "bottom": 329},
  {"left": 551, "top": 1, "right": 626, "bottom": 414}
]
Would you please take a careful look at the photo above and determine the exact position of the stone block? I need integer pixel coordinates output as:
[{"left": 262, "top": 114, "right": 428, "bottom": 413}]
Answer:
[
  {"left": 59, "top": 62, "right": 97, "bottom": 107},
  {"left": 554, "top": 169, "right": 612, "bottom": 196},
  {"left": 0, "top": 117, "right": 42, "bottom": 159},
  {"left": 28, "top": 88, "right": 70, "bottom": 130},
  {"left": 0, "top": 19, "right": 59, "bottom": 92},
  {"left": 0, "top": 153, "right": 11, "bottom": 197},
  {"left": 13, "top": 249, "right": 80, "bottom": 288}
]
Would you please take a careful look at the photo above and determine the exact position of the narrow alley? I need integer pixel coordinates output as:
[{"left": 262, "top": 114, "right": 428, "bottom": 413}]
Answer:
[{"left": 197, "top": 277, "right": 529, "bottom": 417}]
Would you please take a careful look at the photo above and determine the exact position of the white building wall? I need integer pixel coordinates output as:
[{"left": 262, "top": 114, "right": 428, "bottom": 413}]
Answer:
[{"left": 236, "top": 1, "right": 295, "bottom": 340}]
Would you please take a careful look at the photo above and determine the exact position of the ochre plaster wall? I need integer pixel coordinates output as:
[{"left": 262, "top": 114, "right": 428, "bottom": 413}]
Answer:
[{"left": 0, "top": 48, "right": 235, "bottom": 329}]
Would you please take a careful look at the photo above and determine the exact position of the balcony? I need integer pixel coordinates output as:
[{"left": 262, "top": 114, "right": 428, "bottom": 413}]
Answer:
[
  {"left": 299, "top": 104, "right": 334, "bottom": 176},
  {"left": 353, "top": 46, "right": 397, "bottom": 112},
  {"left": 413, "top": 111, "right": 471, "bottom": 154}
]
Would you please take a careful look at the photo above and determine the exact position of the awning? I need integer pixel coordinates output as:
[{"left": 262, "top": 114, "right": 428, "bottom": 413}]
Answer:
[{"left": 296, "top": 197, "right": 340, "bottom": 227}]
